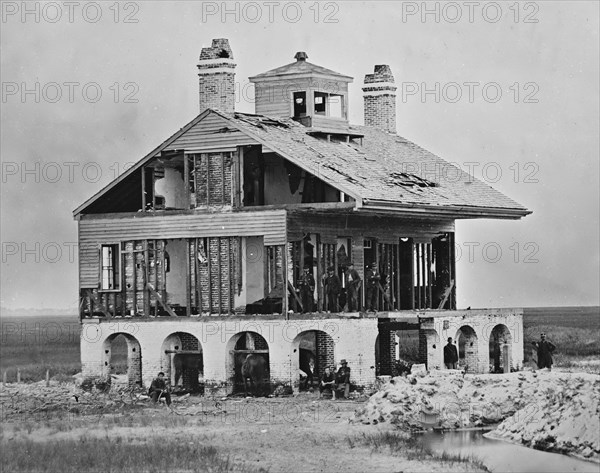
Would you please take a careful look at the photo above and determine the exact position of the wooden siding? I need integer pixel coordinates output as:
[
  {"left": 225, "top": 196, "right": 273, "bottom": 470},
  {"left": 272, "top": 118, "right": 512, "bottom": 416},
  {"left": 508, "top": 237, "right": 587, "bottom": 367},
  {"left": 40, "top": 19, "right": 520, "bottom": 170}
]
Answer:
[
  {"left": 79, "top": 210, "right": 286, "bottom": 287},
  {"left": 164, "top": 113, "right": 257, "bottom": 151},
  {"left": 287, "top": 212, "right": 454, "bottom": 242},
  {"left": 254, "top": 79, "right": 349, "bottom": 119}
]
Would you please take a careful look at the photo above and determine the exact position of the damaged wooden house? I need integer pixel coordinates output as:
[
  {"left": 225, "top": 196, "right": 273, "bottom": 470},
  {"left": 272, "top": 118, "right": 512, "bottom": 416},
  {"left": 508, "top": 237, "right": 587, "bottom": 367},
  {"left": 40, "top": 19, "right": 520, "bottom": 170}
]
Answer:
[{"left": 75, "top": 38, "right": 531, "bottom": 394}]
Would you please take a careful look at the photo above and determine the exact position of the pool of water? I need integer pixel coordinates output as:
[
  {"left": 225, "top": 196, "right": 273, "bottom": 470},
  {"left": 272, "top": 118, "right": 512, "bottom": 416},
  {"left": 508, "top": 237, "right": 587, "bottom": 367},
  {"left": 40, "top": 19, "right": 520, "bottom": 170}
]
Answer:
[{"left": 419, "top": 429, "right": 598, "bottom": 473}]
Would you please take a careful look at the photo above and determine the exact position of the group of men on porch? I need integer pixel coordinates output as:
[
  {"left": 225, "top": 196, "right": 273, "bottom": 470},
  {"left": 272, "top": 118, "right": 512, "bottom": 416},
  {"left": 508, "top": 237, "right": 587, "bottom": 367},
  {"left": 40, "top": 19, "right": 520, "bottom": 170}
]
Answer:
[{"left": 296, "top": 262, "right": 384, "bottom": 313}]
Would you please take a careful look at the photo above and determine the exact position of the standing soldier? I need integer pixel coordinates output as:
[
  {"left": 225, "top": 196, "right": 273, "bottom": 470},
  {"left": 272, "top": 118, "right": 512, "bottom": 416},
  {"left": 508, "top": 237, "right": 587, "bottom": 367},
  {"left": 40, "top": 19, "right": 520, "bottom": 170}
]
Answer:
[
  {"left": 365, "top": 263, "right": 381, "bottom": 312},
  {"left": 345, "top": 262, "right": 361, "bottom": 312},
  {"left": 532, "top": 333, "right": 556, "bottom": 370},
  {"left": 298, "top": 266, "right": 315, "bottom": 313},
  {"left": 323, "top": 266, "right": 342, "bottom": 313},
  {"left": 444, "top": 337, "right": 459, "bottom": 369}
]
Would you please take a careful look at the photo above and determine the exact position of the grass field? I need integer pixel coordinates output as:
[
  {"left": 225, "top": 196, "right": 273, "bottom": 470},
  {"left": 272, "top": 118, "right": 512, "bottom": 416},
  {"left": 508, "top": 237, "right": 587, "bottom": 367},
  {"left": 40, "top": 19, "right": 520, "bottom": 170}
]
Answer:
[
  {"left": 0, "top": 314, "right": 127, "bottom": 382},
  {"left": 1, "top": 306, "right": 598, "bottom": 382}
]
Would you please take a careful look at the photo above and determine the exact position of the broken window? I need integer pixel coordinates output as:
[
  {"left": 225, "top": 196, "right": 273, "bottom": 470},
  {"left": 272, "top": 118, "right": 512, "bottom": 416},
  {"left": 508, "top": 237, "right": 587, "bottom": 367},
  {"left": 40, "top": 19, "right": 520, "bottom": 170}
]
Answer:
[
  {"left": 265, "top": 245, "right": 284, "bottom": 299},
  {"left": 413, "top": 242, "right": 433, "bottom": 309},
  {"left": 293, "top": 91, "right": 307, "bottom": 117},
  {"left": 100, "top": 244, "right": 120, "bottom": 291},
  {"left": 314, "top": 92, "right": 344, "bottom": 118}
]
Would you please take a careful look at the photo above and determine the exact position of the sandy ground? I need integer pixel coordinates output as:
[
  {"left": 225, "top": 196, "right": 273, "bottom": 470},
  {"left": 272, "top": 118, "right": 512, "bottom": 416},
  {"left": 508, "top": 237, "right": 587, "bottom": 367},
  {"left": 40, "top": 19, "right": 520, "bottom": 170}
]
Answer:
[{"left": 0, "top": 384, "right": 483, "bottom": 473}]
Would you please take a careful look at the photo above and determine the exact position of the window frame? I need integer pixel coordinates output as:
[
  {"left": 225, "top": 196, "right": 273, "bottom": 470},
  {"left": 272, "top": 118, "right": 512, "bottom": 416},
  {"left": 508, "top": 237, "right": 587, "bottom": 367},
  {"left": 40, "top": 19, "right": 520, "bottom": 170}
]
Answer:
[{"left": 99, "top": 242, "right": 122, "bottom": 292}]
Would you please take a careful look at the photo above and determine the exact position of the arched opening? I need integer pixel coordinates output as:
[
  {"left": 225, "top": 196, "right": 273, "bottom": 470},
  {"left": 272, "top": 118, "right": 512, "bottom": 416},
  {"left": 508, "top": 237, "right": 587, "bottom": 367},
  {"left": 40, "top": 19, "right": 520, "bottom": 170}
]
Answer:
[
  {"left": 456, "top": 325, "right": 478, "bottom": 373},
  {"left": 419, "top": 328, "right": 440, "bottom": 370},
  {"left": 160, "top": 332, "right": 204, "bottom": 394},
  {"left": 226, "top": 332, "right": 270, "bottom": 396},
  {"left": 102, "top": 333, "right": 142, "bottom": 387},
  {"left": 291, "top": 330, "right": 334, "bottom": 391},
  {"left": 489, "top": 324, "right": 512, "bottom": 373}
]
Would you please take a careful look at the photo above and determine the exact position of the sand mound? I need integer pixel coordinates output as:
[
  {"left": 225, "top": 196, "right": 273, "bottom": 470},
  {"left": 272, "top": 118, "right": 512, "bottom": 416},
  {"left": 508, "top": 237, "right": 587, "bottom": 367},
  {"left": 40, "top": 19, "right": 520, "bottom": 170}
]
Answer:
[{"left": 354, "top": 370, "right": 599, "bottom": 461}]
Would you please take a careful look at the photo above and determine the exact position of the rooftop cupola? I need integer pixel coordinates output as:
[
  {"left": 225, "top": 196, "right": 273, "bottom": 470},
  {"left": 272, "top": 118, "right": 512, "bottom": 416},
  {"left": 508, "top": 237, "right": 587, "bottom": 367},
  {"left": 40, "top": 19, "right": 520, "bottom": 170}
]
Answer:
[{"left": 249, "top": 51, "right": 354, "bottom": 134}]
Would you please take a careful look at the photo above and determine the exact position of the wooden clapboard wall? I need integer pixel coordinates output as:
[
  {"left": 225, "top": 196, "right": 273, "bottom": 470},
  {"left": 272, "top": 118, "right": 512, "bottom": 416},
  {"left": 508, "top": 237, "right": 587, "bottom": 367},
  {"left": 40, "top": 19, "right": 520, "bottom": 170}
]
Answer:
[
  {"left": 163, "top": 112, "right": 257, "bottom": 152},
  {"left": 78, "top": 210, "right": 286, "bottom": 288}
]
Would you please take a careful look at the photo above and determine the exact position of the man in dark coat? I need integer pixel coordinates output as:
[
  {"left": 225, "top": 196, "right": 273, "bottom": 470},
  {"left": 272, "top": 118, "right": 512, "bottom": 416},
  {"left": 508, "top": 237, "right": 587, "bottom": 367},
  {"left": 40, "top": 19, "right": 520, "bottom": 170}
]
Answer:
[
  {"left": 335, "top": 359, "right": 351, "bottom": 398},
  {"left": 345, "top": 263, "right": 361, "bottom": 312},
  {"left": 324, "top": 266, "right": 342, "bottom": 312},
  {"left": 298, "top": 266, "right": 315, "bottom": 313},
  {"left": 149, "top": 372, "right": 171, "bottom": 406},
  {"left": 444, "top": 337, "right": 459, "bottom": 369},
  {"left": 532, "top": 333, "right": 556, "bottom": 370},
  {"left": 365, "top": 264, "right": 381, "bottom": 312}
]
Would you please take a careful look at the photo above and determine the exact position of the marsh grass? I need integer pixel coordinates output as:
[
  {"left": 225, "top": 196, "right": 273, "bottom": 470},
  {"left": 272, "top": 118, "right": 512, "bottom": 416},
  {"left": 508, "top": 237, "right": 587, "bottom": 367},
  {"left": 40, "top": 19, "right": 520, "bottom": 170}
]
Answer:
[
  {"left": 0, "top": 315, "right": 127, "bottom": 382},
  {"left": 1, "top": 437, "right": 267, "bottom": 473},
  {"left": 350, "top": 431, "right": 488, "bottom": 470}
]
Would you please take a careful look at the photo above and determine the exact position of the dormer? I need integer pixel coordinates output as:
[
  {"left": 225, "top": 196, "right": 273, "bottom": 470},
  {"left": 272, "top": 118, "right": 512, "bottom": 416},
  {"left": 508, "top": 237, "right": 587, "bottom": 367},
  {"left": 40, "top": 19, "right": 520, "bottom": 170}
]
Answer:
[{"left": 249, "top": 52, "right": 354, "bottom": 134}]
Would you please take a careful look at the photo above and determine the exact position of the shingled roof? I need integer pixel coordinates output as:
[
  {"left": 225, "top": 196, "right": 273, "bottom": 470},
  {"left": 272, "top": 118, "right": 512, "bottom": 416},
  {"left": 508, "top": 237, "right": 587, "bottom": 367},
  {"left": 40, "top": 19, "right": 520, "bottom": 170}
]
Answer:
[
  {"left": 249, "top": 58, "right": 353, "bottom": 82},
  {"left": 217, "top": 110, "right": 530, "bottom": 218},
  {"left": 74, "top": 109, "right": 530, "bottom": 219}
]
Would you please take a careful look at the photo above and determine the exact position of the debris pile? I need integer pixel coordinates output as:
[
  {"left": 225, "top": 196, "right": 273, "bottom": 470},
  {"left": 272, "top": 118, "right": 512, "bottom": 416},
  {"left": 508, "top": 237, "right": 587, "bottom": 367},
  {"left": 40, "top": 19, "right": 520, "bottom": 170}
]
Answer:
[{"left": 354, "top": 370, "right": 600, "bottom": 461}]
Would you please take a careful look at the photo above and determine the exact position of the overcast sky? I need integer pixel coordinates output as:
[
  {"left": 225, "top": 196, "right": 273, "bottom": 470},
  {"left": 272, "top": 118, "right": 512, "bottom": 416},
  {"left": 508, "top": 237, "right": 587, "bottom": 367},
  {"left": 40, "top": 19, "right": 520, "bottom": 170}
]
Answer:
[{"left": 1, "top": 1, "right": 598, "bottom": 311}]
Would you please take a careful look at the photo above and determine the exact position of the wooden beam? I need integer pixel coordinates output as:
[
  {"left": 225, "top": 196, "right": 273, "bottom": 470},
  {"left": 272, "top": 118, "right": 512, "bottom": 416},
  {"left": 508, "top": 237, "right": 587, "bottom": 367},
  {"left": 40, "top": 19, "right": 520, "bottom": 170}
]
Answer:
[
  {"left": 287, "top": 280, "right": 303, "bottom": 312},
  {"left": 185, "top": 239, "right": 191, "bottom": 317},
  {"left": 164, "top": 350, "right": 202, "bottom": 355},
  {"left": 316, "top": 237, "right": 322, "bottom": 312},
  {"left": 87, "top": 290, "right": 112, "bottom": 318},
  {"left": 438, "top": 280, "right": 455, "bottom": 310},
  {"left": 184, "top": 154, "right": 190, "bottom": 209},
  {"left": 143, "top": 241, "right": 150, "bottom": 316},
  {"left": 283, "top": 242, "right": 289, "bottom": 318},
  {"left": 231, "top": 349, "right": 269, "bottom": 354},
  {"left": 207, "top": 238, "right": 213, "bottom": 313},
  {"left": 141, "top": 167, "right": 146, "bottom": 210},
  {"left": 146, "top": 283, "right": 177, "bottom": 317}
]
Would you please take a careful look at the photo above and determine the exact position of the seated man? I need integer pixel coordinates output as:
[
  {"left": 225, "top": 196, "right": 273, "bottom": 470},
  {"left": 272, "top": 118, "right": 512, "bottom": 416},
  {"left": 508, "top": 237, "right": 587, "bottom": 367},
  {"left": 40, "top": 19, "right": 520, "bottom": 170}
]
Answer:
[
  {"left": 318, "top": 367, "right": 336, "bottom": 399},
  {"left": 335, "top": 359, "right": 351, "bottom": 399},
  {"left": 149, "top": 372, "right": 171, "bottom": 406}
]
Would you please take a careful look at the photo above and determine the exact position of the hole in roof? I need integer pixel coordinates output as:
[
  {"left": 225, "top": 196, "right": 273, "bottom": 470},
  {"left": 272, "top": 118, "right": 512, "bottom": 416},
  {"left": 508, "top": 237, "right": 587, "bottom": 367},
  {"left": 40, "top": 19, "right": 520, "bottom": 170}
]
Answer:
[{"left": 218, "top": 49, "right": 230, "bottom": 58}]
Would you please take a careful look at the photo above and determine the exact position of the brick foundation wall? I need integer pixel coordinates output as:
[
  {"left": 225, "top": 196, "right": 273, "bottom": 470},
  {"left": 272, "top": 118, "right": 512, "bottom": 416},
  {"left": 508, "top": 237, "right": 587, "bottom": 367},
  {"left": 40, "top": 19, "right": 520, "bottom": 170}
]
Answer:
[{"left": 81, "top": 317, "right": 379, "bottom": 395}]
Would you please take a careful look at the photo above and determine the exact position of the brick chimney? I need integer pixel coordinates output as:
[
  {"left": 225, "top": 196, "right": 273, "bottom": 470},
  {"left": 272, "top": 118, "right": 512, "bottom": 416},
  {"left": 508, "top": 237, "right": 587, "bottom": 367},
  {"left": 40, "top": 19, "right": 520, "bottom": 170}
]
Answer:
[
  {"left": 362, "top": 65, "right": 397, "bottom": 134},
  {"left": 197, "top": 38, "right": 236, "bottom": 114}
]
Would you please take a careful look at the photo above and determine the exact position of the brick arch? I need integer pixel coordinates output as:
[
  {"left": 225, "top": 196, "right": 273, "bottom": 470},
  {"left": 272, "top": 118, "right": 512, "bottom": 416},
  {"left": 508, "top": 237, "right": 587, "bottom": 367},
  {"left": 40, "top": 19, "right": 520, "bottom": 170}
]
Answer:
[
  {"left": 225, "top": 331, "right": 270, "bottom": 395},
  {"left": 160, "top": 332, "right": 203, "bottom": 392},
  {"left": 489, "top": 324, "right": 512, "bottom": 373},
  {"left": 455, "top": 325, "right": 478, "bottom": 373},
  {"left": 290, "top": 330, "right": 335, "bottom": 392},
  {"left": 101, "top": 333, "right": 142, "bottom": 387}
]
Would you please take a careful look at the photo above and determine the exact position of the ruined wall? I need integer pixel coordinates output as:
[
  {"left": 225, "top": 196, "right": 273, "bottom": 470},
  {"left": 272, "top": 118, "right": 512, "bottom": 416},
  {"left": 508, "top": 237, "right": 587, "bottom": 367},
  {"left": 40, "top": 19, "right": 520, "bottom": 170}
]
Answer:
[
  {"left": 418, "top": 309, "right": 524, "bottom": 373},
  {"left": 81, "top": 317, "right": 379, "bottom": 394}
]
